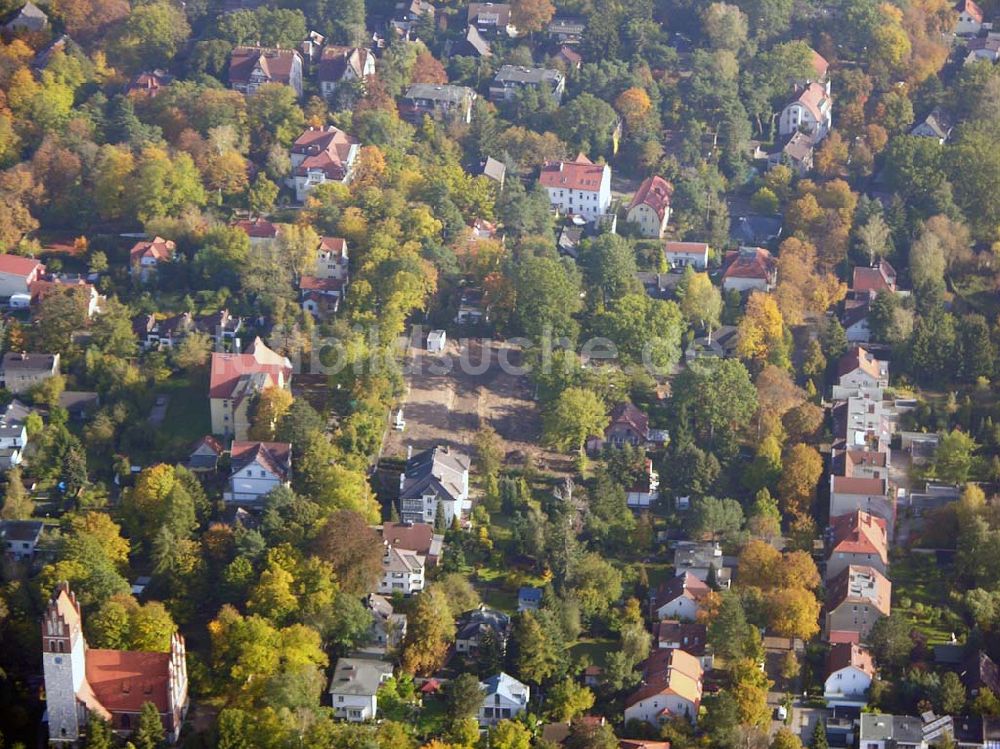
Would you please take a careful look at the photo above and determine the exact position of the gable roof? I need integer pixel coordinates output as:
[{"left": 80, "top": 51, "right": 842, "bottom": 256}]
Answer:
[
  {"left": 831, "top": 475, "right": 887, "bottom": 496},
  {"left": 481, "top": 671, "right": 528, "bottom": 701},
  {"left": 317, "top": 46, "right": 372, "bottom": 83},
  {"left": 653, "top": 572, "right": 710, "bottom": 611},
  {"left": 538, "top": 153, "right": 608, "bottom": 193},
  {"left": 625, "top": 648, "right": 703, "bottom": 710},
  {"left": 556, "top": 45, "right": 582, "bottom": 66},
  {"left": 380, "top": 521, "right": 441, "bottom": 557},
  {"left": 328, "top": 657, "right": 393, "bottom": 696},
  {"left": 653, "top": 619, "right": 707, "bottom": 655},
  {"left": 810, "top": 48, "right": 829, "bottom": 80},
  {"left": 837, "top": 346, "right": 885, "bottom": 380},
  {"left": 400, "top": 445, "right": 469, "bottom": 503},
  {"left": 956, "top": 0, "right": 984, "bottom": 22},
  {"left": 852, "top": 259, "right": 896, "bottom": 294},
  {"left": 829, "top": 510, "right": 888, "bottom": 564},
  {"left": 291, "top": 126, "right": 358, "bottom": 181},
  {"left": 229, "top": 46, "right": 301, "bottom": 87},
  {"left": 627, "top": 176, "right": 673, "bottom": 222},
  {"left": 86, "top": 649, "right": 173, "bottom": 714},
  {"left": 468, "top": 1, "right": 512, "bottom": 25},
  {"left": 464, "top": 24, "right": 493, "bottom": 56},
  {"left": 607, "top": 401, "right": 649, "bottom": 438},
  {"left": 234, "top": 216, "right": 280, "bottom": 239},
  {"left": 663, "top": 241, "right": 709, "bottom": 257},
  {"left": 827, "top": 564, "right": 891, "bottom": 616},
  {"left": 722, "top": 246, "right": 776, "bottom": 281},
  {"left": 230, "top": 441, "right": 292, "bottom": 480},
  {"left": 827, "top": 642, "right": 875, "bottom": 678},
  {"left": 793, "top": 81, "right": 830, "bottom": 121},
  {"left": 2, "top": 351, "right": 58, "bottom": 373},
  {"left": 911, "top": 108, "right": 952, "bottom": 140},
  {"left": 130, "top": 236, "right": 175, "bottom": 265},
  {"left": 209, "top": 338, "right": 292, "bottom": 399},
  {"left": 961, "top": 650, "right": 1000, "bottom": 695},
  {"left": 0, "top": 254, "right": 43, "bottom": 277}
]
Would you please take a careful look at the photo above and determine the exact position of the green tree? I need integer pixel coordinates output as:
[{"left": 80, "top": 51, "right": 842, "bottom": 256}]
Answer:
[
  {"left": 542, "top": 387, "right": 607, "bottom": 455},
  {"left": 937, "top": 671, "right": 967, "bottom": 715},
  {"left": 546, "top": 677, "right": 595, "bottom": 722},
  {"left": 579, "top": 233, "right": 639, "bottom": 304},
  {"left": 1, "top": 466, "right": 33, "bottom": 520},
  {"left": 111, "top": 1, "right": 191, "bottom": 71},
  {"left": 868, "top": 611, "right": 913, "bottom": 672},
  {"left": 513, "top": 611, "right": 561, "bottom": 684},
  {"left": 248, "top": 174, "right": 279, "bottom": 217},
  {"left": 933, "top": 429, "right": 977, "bottom": 484},
  {"left": 490, "top": 720, "right": 532, "bottom": 749},
  {"left": 592, "top": 294, "right": 684, "bottom": 371},
  {"left": 515, "top": 254, "right": 583, "bottom": 342},
  {"left": 85, "top": 713, "right": 114, "bottom": 749},
  {"left": 811, "top": 720, "right": 829, "bottom": 749},
  {"left": 402, "top": 586, "right": 456, "bottom": 675},
  {"left": 672, "top": 359, "right": 758, "bottom": 439},
  {"left": 446, "top": 672, "right": 485, "bottom": 724},
  {"left": 133, "top": 701, "right": 165, "bottom": 749},
  {"left": 772, "top": 728, "right": 804, "bottom": 749},
  {"left": 685, "top": 496, "right": 744, "bottom": 542}
]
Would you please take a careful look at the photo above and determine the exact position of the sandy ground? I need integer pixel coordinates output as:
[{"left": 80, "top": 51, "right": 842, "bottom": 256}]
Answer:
[{"left": 383, "top": 337, "right": 572, "bottom": 474}]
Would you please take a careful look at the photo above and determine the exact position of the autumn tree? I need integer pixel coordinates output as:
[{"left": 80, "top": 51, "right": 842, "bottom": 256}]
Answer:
[
  {"left": 737, "top": 291, "right": 787, "bottom": 367},
  {"left": 679, "top": 272, "right": 723, "bottom": 336},
  {"left": 511, "top": 0, "right": 555, "bottom": 34},
  {"left": 411, "top": 52, "right": 448, "bottom": 84},
  {"left": 777, "top": 443, "right": 823, "bottom": 516},
  {"left": 312, "top": 510, "right": 383, "bottom": 595},
  {"left": 775, "top": 238, "right": 846, "bottom": 326},
  {"left": 402, "top": 586, "right": 456, "bottom": 674}
]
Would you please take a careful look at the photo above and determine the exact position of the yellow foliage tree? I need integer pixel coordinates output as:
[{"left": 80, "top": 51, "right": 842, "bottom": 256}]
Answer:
[{"left": 737, "top": 291, "right": 785, "bottom": 365}]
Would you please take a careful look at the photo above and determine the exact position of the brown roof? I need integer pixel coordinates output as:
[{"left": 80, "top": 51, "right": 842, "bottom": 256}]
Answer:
[
  {"left": 380, "top": 522, "right": 437, "bottom": 556},
  {"left": 317, "top": 46, "right": 371, "bottom": 83},
  {"left": 190, "top": 435, "right": 224, "bottom": 456},
  {"left": 830, "top": 510, "right": 888, "bottom": 563},
  {"left": 607, "top": 401, "right": 649, "bottom": 439},
  {"left": 29, "top": 277, "right": 96, "bottom": 304},
  {"left": 828, "top": 630, "right": 861, "bottom": 644},
  {"left": 86, "top": 649, "right": 172, "bottom": 713},
  {"left": 318, "top": 236, "right": 347, "bottom": 256},
  {"left": 229, "top": 46, "right": 301, "bottom": 87},
  {"left": 831, "top": 475, "right": 887, "bottom": 496},
  {"left": 127, "top": 70, "right": 173, "bottom": 97},
  {"left": 663, "top": 241, "right": 709, "bottom": 257},
  {"left": 468, "top": 2, "right": 512, "bottom": 25},
  {"left": 234, "top": 217, "right": 280, "bottom": 239},
  {"left": 795, "top": 81, "right": 829, "bottom": 121},
  {"left": 0, "top": 254, "right": 44, "bottom": 277},
  {"left": 653, "top": 620, "right": 707, "bottom": 655},
  {"left": 722, "top": 247, "right": 776, "bottom": 281},
  {"left": 653, "top": 572, "right": 710, "bottom": 611},
  {"left": 836, "top": 346, "right": 884, "bottom": 380},
  {"left": 538, "top": 153, "right": 607, "bottom": 193},
  {"left": 627, "top": 176, "right": 673, "bottom": 222},
  {"left": 556, "top": 45, "right": 581, "bottom": 66},
  {"left": 625, "top": 648, "right": 703, "bottom": 710},
  {"left": 844, "top": 450, "right": 887, "bottom": 471},
  {"left": 827, "top": 642, "right": 874, "bottom": 678},
  {"left": 130, "top": 236, "right": 175, "bottom": 264},
  {"left": 852, "top": 259, "right": 896, "bottom": 294},
  {"left": 810, "top": 48, "right": 829, "bottom": 79},
  {"left": 299, "top": 275, "right": 345, "bottom": 292},
  {"left": 827, "top": 564, "right": 891, "bottom": 617},
  {"left": 230, "top": 440, "right": 292, "bottom": 480}
]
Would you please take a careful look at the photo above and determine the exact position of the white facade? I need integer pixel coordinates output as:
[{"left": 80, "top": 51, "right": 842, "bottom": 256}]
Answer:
[
  {"left": 479, "top": 673, "right": 529, "bottom": 727},
  {"left": 328, "top": 658, "right": 393, "bottom": 722},
  {"left": 427, "top": 330, "right": 447, "bottom": 353},
  {"left": 378, "top": 547, "right": 425, "bottom": 595},
  {"left": 543, "top": 172, "right": 612, "bottom": 222},
  {"left": 624, "top": 693, "right": 697, "bottom": 726},
  {"left": 824, "top": 665, "right": 873, "bottom": 707},
  {"left": 653, "top": 595, "right": 699, "bottom": 622},
  {"left": 663, "top": 246, "right": 709, "bottom": 270},
  {"left": 956, "top": 6, "right": 983, "bottom": 35},
  {"left": 779, "top": 85, "right": 832, "bottom": 140},
  {"left": 627, "top": 203, "right": 669, "bottom": 239}
]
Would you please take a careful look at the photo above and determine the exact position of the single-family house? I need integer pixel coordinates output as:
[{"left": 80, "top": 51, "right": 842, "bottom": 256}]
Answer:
[
  {"left": 126, "top": 70, "right": 173, "bottom": 98},
  {"left": 194, "top": 309, "right": 243, "bottom": 347},
  {"left": 209, "top": 337, "right": 293, "bottom": 438},
  {"left": 623, "top": 648, "right": 703, "bottom": 727},
  {"left": 518, "top": 587, "right": 542, "bottom": 612},
  {"left": 961, "top": 651, "right": 1000, "bottom": 699},
  {"left": 455, "top": 287, "right": 488, "bottom": 325},
  {"left": 858, "top": 713, "right": 927, "bottom": 749},
  {"left": 826, "top": 564, "right": 891, "bottom": 642},
  {"left": 228, "top": 46, "right": 304, "bottom": 98},
  {"left": 650, "top": 572, "right": 710, "bottom": 621},
  {"left": 626, "top": 176, "right": 673, "bottom": 238},
  {"left": 328, "top": 657, "right": 394, "bottom": 721},
  {"left": 0, "top": 352, "right": 59, "bottom": 394},
  {"left": 365, "top": 594, "right": 407, "bottom": 652},
  {"left": 546, "top": 17, "right": 585, "bottom": 44},
  {"left": 910, "top": 108, "right": 953, "bottom": 144},
  {"left": 223, "top": 441, "right": 292, "bottom": 505},
  {"left": 1, "top": 519, "right": 43, "bottom": 561},
  {"left": 653, "top": 621, "right": 712, "bottom": 669},
  {"left": 187, "top": 435, "right": 224, "bottom": 472},
  {"left": 834, "top": 346, "right": 888, "bottom": 397},
  {"left": 3, "top": 1, "right": 47, "bottom": 32},
  {"left": 300, "top": 275, "right": 345, "bottom": 318},
  {"left": 663, "top": 241, "right": 709, "bottom": 270},
  {"left": 721, "top": 247, "right": 777, "bottom": 293},
  {"left": 0, "top": 399, "right": 30, "bottom": 468},
  {"left": 234, "top": 217, "right": 281, "bottom": 245},
  {"left": 467, "top": 2, "right": 517, "bottom": 35},
  {"left": 965, "top": 35, "right": 1000, "bottom": 64},
  {"left": 955, "top": 0, "right": 984, "bottom": 35},
  {"left": 769, "top": 130, "right": 816, "bottom": 175},
  {"left": 129, "top": 237, "right": 176, "bottom": 282},
  {"left": 288, "top": 125, "right": 360, "bottom": 201},
  {"left": 317, "top": 46, "right": 374, "bottom": 99},
  {"left": 673, "top": 541, "right": 732, "bottom": 588},
  {"left": 842, "top": 299, "right": 873, "bottom": 343},
  {"left": 554, "top": 45, "right": 582, "bottom": 69},
  {"left": 457, "top": 606, "right": 511, "bottom": 654},
  {"left": 587, "top": 401, "right": 649, "bottom": 453},
  {"left": 825, "top": 642, "right": 875, "bottom": 707},
  {"left": 42, "top": 584, "right": 189, "bottom": 744},
  {"left": 826, "top": 510, "right": 888, "bottom": 582},
  {"left": 489, "top": 65, "right": 565, "bottom": 105},
  {"left": 58, "top": 391, "right": 99, "bottom": 421},
  {"left": 399, "top": 84, "right": 476, "bottom": 124},
  {"left": 398, "top": 446, "right": 470, "bottom": 526},
  {"left": 851, "top": 259, "right": 898, "bottom": 299},
  {"left": 30, "top": 276, "right": 102, "bottom": 319},
  {"left": 730, "top": 214, "right": 783, "bottom": 246},
  {"left": 626, "top": 459, "right": 660, "bottom": 509},
  {"left": 538, "top": 153, "right": 612, "bottom": 223},
  {"left": 391, "top": 0, "right": 435, "bottom": 38},
  {"left": 451, "top": 24, "right": 493, "bottom": 57},
  {"left": 379, "top": 522, "right": 443, "bottom": 566},
  {"left": 379, "top": 544, "right": 425, "bottom": 595},
  {"left": 778, "top": 81, "right": 832, "bottom": 141},
  {"left": 314, "top": 236, "right": 349, "bottom": 281},
  {"left": 479, "top": 672, "right": 529, "bottom": 726},
  {"left": 0, "top": 254, "right": 44, "bottom": 297}
]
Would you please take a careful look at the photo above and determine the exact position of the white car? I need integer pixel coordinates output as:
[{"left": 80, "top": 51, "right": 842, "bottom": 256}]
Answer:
[{"left": 776, "top": 706, "right": 788, "bottom": 721}]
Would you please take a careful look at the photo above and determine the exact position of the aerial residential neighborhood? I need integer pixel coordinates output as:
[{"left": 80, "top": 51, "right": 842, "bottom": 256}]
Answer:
[{"left": 0, "top": 0, "right": 997, "bottom": 748}]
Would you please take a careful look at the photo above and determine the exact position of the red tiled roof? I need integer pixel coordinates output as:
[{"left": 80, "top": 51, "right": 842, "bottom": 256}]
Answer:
[
  {"left": 190, "top": 435, "right": 224, "bottom": 456},
  {"left": 625, "top": 648, "right": 703, "bottom": 710},
  {"left": 827, "top": 564, "right": 891, "bottom": 617},
  {"left": 538, "top": 153, "right": 607, "bottom": 192},
  {"left": 234, "top": 217, "right": 280, "bottom": 239},
  {"left": 86, "top": 649, "right": 172, "bottom": 714},
  {"left": 829, "top": 511, "right": 887, "bottom": 564},
  {"left": 381, "top": 522, "right": 437, "bottom": 557},
  {"left": 318, "top": 236, "right": 346, "bottom": 255},
  {"left": 607, "top": 401, "right": 649, "bottom": 438},
  {"left": 957, "top": 0, "right": 984, "bottom": 23},
  {"left": 722, "top": 247, "right": 775, "bottom": 281},
  {"left": 831, "top": 475, "right": 887, "bottom": 496},
  {"left": 130, "top": 236, "right": 175, "bottom": 264},
  {"left": 796, "top": 81, "right": 829, "bottom": 121},
  {"left": 627, "top": 176, "right": 673, "bottom": 222},
  {"left": 299, "top": 275, "right": 344, "bottom": 292},
  {"left": 317, "top": 46, "right": 371, "bottom": 83},
  {"left": 828, "top": 630, "right": 861, "bottom": 644},
  {"left": 230, "top": 440, "right": 291, "bottom": 479},
  {"left": 852, "top": 259, "right": 896, "bottom": 294},
  {"left": 208, "top": 339, "right": 292, "bottom": 399},
  {"left": 654, "top": 620, "right": 707, "bottom": 655},
  {"left": 557, "top": 45, "right": 582, "bottom": 65},
  {"left": 837, "top": 346, "right": 884, "bottom": 380},
  {"left": 291, "top": 126, "right": 358, "bottom": 181},
  {"left": 827, "top": 642, "right": 874, "bottom": 678},
  {"left": 653, "top": 572, "right": 710, "bottom": 611},
  {"left": 810, "top": 48, "right": 829, "bottom": 79},
  {"left": 663, "top": 241, "right": 708, "bottom": 256},
  {"left": 0, "top": 254, "right": 44, "bottom": 277}
]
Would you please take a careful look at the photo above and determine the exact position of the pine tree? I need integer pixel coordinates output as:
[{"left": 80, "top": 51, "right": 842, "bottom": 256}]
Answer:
[
  {"left": 434, "top": 501, "right": 447, "bottom": 533},
  {"left": 811, "top": 720, "right": 829, "bottom": 749},
  {"left": 85, "top": 713, "right": 114, "bottom": 749},
  {"left": 133, "top": 702, "right": 165, "bottom": 749}
]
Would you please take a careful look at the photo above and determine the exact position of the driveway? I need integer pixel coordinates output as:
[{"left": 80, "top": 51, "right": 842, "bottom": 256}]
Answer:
[
  {"left": 767, "top": 691, "right": 830, "bottom": 742},
  {"left": 148, "top": 395, "right": 169, "bottom": 426}
]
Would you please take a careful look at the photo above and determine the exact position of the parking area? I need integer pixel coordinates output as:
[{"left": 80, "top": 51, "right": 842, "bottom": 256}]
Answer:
[{"left": 383, "top": 337, "right": 572, "bottom": 474}]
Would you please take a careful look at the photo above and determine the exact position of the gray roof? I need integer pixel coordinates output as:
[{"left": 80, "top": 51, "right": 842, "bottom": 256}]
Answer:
[
  {"left": 328, "top": 657, "right": 393, "bottom": 696},
  {"left": 911, "top": 108, "right": 952, "bottom": 140},
  {"left": 860, "top": 714, "right": 925, "bottom": 744},
  {"left": 403, "top": 83, "right": 475, "bottom": 104},
  {"left": 0, "top": 399, "right": 29, "bottom": 439},
  {"left": 482, "top": 156, "right": 506, "bottom": 182},
  {"left": 400, "top": 446, "right": 469, "bottom": 503},
  {"left": 1, "top": 352, "right": 58, "bottom": 373},
  {"left": 547, "top": 16, "right": 585, "bottom": 34},
  {"left": 481, "top": 672, "right": 528, "bottom": 702},
  {"left": 493, "top": 64, "right": 563, "bottom": 86},
  {"left": 1, "top": 520, "right": 43, "bottom": 542},
  {"left": 465, "top": 24, "right": 493, "bottom": 56}
]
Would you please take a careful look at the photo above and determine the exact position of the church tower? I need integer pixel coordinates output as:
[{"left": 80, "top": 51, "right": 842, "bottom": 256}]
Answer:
[{"left": 41, "top": 582, "right": 87, "bottom": 743}]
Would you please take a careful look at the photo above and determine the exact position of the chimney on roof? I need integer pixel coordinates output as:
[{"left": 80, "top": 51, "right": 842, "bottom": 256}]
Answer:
[{"left": 407, "top": 444, "right": 412, "bottom": 460}]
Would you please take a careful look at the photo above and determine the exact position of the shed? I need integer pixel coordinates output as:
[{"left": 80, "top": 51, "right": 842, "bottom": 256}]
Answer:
[{"left": 427, "top": 329, "right": 447, "bottom": 353}]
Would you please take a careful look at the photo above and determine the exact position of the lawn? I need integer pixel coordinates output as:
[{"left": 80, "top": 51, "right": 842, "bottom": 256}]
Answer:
[
  {"left": 890, "top": 551, "right": 960, "bottom": 645},
  {"left": 158, "top": 375, "right": 212, "bottom": 455},
  {"left": 570, "top": 637, "right": 618, "bottom": 669}
]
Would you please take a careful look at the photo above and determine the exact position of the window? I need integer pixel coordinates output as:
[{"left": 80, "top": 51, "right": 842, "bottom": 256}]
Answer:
[{"left": 338, "top": 696, "right": 344, "bottom": 703}]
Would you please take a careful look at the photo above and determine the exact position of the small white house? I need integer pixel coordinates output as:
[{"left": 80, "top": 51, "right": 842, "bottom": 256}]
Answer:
[
  {"left": 663, "top": 242, "right": 709, "bottom": 270},
  {"left": 955, "top": 0, "right": 984, "bottom": 35},
  {"left": 223, "top": 441, "right": 292, "bottom": 505},
  {"left": 328, "top": 657, "right": 394, "bottom": 721},
  {"left": 378, "top": 545, "right": 425, "bottom": 595},
  {"left": 626, "top": 176, "right": 672, "bottom": 239},
  {"left": 778, "top": 82, "right": 832, "bottom": 141},
  {"left": 824, "top": 642, "right": 874, "bottom": 707},
  {"left": 1, "top": 519, "right": 43, "bottom": 561},
  {"left": 626, "top": 460, "right": 660, "bottom": 509},
  {"left": 651, "top": 573, "right": 710, "bottom": 621},
  {"left": 427, "top": 330, "right": 447, "bottom": 353},
  {"left": 0, "top": 399, "right": 30, "bottom": 469},
  {"left": 479, "top": 672, "right": 529, "bottom": 726}
]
